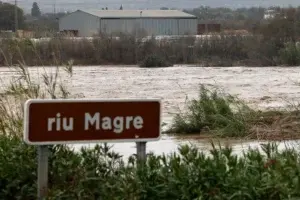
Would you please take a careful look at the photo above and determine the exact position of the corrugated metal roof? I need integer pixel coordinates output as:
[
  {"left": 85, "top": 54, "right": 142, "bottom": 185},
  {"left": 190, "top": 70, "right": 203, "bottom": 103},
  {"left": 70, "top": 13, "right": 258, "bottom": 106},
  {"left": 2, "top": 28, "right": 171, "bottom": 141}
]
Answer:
[{"left": 78, "top": 9, "right": 196, "bottom": 19}]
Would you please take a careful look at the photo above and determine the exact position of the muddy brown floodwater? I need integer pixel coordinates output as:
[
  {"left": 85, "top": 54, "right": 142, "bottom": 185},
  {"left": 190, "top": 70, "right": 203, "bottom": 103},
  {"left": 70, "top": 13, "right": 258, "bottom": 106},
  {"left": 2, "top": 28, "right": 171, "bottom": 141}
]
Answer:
[{"left": 1, "top": 65, "right": 300, "bottom": 159}]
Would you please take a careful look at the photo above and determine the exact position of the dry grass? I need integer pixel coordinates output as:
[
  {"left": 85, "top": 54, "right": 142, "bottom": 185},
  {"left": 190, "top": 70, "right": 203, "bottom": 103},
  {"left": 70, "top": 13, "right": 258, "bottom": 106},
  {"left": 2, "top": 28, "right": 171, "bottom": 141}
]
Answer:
[
  {"left": 0, "top": 53, "right": 73, "bottom": 137},
  {"left": 248, "top": 110, "right": 300, "bottom": 140}
]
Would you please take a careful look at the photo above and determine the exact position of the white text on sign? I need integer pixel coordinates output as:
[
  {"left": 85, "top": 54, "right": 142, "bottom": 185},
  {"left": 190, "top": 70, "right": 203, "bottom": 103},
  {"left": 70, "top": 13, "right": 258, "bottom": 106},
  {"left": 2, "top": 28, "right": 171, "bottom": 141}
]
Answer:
[{"left": 47, "top": 112, "right": 144, "bottom": 134}]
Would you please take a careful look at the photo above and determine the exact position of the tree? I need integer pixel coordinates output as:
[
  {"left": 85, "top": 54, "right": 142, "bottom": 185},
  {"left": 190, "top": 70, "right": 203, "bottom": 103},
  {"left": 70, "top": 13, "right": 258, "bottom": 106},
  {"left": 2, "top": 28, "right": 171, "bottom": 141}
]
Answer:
[
  {"left": 31, "top": 2, "right": 41, "bottom": 18},
  {"left": 119, "top": 5, "right": 123, "bottom": 10},
  {"left": 0, "top": 2, "right": 25, "bottom": 31},
  {"left": 26, "top": 12, "right": 68, "bottom": 34}
]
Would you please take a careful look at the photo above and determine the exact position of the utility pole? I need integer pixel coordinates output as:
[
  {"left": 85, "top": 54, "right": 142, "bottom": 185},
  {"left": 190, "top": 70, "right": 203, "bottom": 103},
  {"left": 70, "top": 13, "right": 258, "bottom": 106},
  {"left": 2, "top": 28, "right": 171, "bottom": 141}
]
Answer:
[
  {"left": 53, "top": 0, "right": 56, "bottom": 14},
  {"left": 14, "top": 0, "right": 18, "bottom": 33}
]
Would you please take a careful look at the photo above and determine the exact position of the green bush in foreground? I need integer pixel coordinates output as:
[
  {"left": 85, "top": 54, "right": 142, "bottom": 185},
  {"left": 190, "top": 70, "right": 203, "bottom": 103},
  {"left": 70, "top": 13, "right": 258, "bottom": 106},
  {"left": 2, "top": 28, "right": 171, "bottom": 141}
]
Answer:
[{"left": 1, "top": 135, "right": 300, "bottom": 199}]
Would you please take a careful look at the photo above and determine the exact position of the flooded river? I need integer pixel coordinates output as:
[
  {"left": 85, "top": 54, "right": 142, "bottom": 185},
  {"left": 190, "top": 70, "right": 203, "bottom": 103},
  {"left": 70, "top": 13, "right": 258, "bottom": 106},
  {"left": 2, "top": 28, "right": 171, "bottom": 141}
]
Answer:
[{"left": 1, "top": 65, "right": 300, "bottom": 158}]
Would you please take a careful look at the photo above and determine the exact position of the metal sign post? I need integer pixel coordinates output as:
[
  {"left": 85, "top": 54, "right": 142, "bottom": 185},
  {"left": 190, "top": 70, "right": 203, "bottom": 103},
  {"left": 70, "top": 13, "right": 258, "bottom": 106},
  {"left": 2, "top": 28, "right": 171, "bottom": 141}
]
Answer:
[
  {"left": 37, "top": 145, "right": 49, "bottom": 200},
  {"left": 136, "top": 141, "right": 147, "bottom": 163}
]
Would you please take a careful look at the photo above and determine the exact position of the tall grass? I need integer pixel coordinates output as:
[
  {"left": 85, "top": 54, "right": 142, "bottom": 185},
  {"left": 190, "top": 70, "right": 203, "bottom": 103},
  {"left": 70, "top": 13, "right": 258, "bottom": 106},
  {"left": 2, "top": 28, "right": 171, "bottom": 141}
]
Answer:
[
  {"left": 0, "top": 33, "right": 298, "bottom": 67},
  {"left": 0, "top": 59, "right": 72, "bottom": 137}
]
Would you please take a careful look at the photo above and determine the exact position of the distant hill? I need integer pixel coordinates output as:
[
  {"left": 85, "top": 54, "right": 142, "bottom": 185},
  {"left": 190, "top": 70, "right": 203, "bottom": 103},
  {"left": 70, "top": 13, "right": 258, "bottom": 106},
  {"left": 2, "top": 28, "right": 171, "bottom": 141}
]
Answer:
[{"left": 7, "top": 0, "right": 300, "bottom": 14}]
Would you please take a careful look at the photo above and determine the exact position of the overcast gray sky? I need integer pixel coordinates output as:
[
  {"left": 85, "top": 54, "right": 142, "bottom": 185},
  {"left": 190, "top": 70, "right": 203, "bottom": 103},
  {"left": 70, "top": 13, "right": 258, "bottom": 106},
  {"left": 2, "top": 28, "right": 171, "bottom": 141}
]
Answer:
[{"left": 5, "top": 0, "right": 300, "bottom": 13}]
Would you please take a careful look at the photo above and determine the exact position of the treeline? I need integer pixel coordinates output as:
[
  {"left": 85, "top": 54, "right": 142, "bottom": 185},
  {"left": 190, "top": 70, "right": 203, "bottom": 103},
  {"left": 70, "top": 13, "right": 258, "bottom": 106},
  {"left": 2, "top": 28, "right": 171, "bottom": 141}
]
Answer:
[
  {"left": 0, "top": 2, "right": 66, "bottom": 35},
  {"left": 185, "top": 6, "right": 266, "bottom": 21},
  {"left": 0, "top": 33, "right": 299, "bottom": 67},
  {"left": 0, "top": 2, "right": 25, "bottom": 31},
  {"left": 184, "top": 6, "right": 300, "bottom": 32}
]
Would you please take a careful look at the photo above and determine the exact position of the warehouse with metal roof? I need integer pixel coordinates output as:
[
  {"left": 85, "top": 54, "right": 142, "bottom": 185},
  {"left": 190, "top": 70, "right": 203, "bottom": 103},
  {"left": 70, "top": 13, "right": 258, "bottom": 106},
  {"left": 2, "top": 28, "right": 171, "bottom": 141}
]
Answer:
[{"left": 59, "top": 9, "right": 197, "bottom": 37}]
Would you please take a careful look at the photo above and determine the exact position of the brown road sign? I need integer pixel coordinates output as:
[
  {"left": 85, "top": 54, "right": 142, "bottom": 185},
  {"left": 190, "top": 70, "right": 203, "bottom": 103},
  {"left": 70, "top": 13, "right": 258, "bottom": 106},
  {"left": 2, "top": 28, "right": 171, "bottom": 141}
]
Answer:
[{"left": 23, "top": 99, "right": 161, "bottom": 145}]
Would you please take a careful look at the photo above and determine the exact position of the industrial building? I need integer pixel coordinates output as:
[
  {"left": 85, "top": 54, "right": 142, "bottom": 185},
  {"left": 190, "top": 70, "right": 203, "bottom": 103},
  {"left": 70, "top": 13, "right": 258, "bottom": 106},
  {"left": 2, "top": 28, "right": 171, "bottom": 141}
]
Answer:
[{"left": 59, "top": 9, "right": 197, "bottom": 37}]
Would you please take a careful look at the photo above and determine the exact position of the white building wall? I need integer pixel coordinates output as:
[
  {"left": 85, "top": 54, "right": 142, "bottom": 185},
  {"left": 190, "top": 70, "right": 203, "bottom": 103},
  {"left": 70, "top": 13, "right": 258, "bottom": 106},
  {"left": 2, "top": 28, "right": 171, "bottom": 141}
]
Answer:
[
  {"left": 59, "top": 10, "right": 197, "bottom": 37},
  {"left": 59, "top": 11, "right": 100, "bottom": 37},
  {"left": 100, "top": 19, "right": 137, "bottom": 35},
  {"left": 178, "top": 19, "right": 197, "bottom": 35},
  {"left": 100, "top": 18, "right": 197, "bottom": 36}
]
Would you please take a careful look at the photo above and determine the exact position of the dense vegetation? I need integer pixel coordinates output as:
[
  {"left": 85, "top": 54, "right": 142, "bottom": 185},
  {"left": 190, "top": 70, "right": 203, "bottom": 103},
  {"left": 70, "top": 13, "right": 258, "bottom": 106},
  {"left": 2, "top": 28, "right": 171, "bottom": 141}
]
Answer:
[
  {"left": 0, "top": 2, "right": 25, "bottom": 31},
  {"left": 0, "top": 31, "right": 299, "bottom": 67},
  {"left": 2, "top": 135, "right": 300, "bottom": 199},
  {"left": 166, "top": 85, "right": 300, "bottom": 140}
]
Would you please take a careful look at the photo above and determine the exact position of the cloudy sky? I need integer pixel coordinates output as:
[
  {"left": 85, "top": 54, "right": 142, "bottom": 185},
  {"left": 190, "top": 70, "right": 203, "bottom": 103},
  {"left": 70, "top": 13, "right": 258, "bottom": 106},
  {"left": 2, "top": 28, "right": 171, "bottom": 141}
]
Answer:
[{"left": 5, "top": 0, "right": 300, "bottom": 14}]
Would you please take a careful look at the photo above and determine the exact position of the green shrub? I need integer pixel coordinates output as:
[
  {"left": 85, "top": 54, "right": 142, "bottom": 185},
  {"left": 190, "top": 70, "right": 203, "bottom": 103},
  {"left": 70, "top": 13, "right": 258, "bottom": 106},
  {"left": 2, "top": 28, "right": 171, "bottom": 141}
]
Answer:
[
  {"left": 139, "top": 53, "right": 172, "bottom": 68},
  {"left": 0, "top": 135, "right": 127, "bottom": 199},
  {"left": 2, "top": 135, "right": 300, "bottom": 199},
  {"left": 0, "top": 135, "right": 36, "bottom": 199},
  {"left": 167, "top": 85, "right": 255, "bottom": 137},
  {"left": 279, "top": 42, "right": 300, "bottom": 66}
]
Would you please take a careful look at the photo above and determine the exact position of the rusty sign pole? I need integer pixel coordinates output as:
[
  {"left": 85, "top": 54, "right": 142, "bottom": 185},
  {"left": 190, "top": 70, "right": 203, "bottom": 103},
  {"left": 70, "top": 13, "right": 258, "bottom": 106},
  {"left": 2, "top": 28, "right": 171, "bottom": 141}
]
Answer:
[
  {"left": 37, "top": 145, "right": 49, "bottom": 200},
  {"left": 136, "top": 141, "right": 147, "bottom": 164}
]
